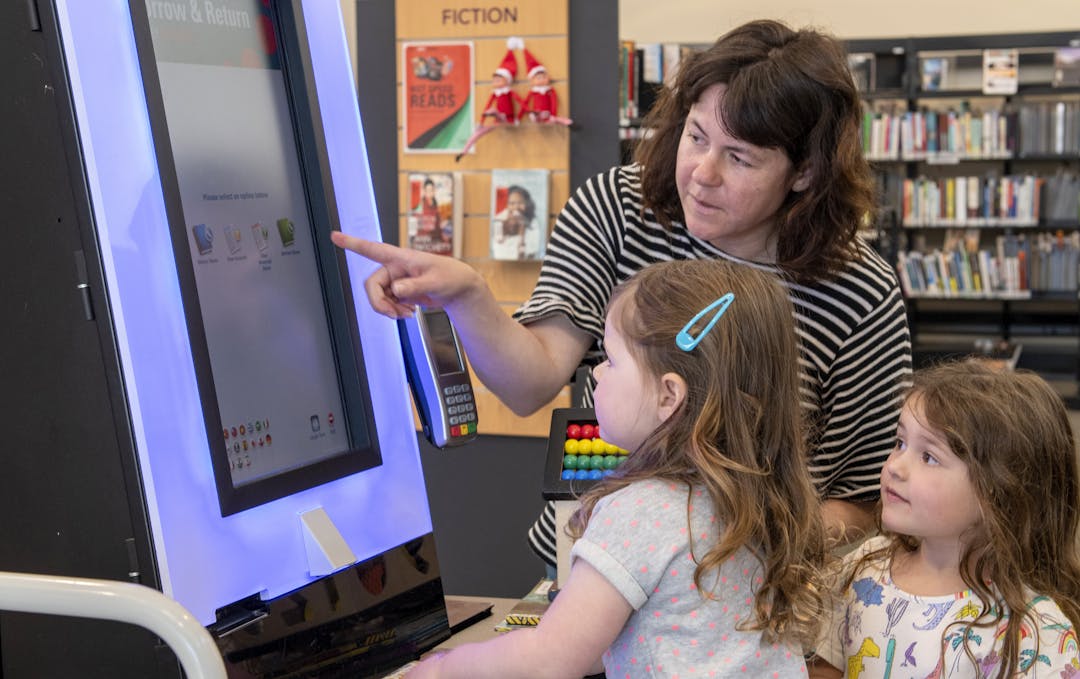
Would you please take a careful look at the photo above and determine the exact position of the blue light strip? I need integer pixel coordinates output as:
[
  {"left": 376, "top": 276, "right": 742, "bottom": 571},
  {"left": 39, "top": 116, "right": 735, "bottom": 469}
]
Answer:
[{"left": 53, "top": 0, "right": 431, "bottom": 624}]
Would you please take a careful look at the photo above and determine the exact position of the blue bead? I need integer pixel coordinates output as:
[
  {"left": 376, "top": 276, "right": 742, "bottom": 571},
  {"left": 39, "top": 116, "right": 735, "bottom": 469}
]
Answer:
[
  {"left": 561, "top": 470, "right": 575, "bottom": 480},
  {"left": 574, "top": 470, "right": 590, "bottom": 480},
  {"left": 587, "top": 469, "right": 603, "bottom": 480}
]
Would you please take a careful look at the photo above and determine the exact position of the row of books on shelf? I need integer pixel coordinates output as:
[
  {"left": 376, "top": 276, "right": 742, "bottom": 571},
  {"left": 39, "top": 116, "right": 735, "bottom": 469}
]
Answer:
[
  {"left": 618, "top": 41, "right": 697, "bottom": 123},
  {"left": 862, "top": 101, "right": 1080, "bottom": 160},
  {"left": 897, "top": 229, "right": 1080, "bottom": 296},
  {"left": 900, "top": 172, "right": 1080, "bottom": 226}
]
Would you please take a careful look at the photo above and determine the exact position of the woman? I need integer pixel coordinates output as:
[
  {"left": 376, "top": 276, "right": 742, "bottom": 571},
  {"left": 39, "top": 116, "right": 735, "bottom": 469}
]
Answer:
[{"left": 332, "top": 19, "right": 911, "bottom": 572}]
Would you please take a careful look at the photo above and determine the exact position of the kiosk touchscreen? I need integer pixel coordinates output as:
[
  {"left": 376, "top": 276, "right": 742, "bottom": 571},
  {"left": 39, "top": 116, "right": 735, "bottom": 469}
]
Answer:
[{"left": 137, "top": 0, "right": 381, "bottom": 516}]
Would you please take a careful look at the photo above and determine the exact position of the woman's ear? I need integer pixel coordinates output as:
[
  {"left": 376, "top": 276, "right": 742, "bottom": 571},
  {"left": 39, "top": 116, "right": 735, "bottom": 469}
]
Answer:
[
  {"left": 791, "top": 164, "right": 811, "bottom": 193},
  {"left": 657, "top": 372, "right": 687, "bottom": 423}
]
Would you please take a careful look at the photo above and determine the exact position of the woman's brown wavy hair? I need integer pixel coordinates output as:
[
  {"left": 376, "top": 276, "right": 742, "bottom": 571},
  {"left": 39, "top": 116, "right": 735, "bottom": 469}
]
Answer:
[
  {"left": 567, "top": 259, "right": 827, "bottom": 648},
  {"left": 636, "top": 19, "right": 875, "bottom": 282}
]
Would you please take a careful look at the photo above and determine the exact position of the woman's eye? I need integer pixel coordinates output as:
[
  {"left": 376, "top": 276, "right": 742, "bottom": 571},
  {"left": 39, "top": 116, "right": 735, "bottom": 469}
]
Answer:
[{"left": 729, "top": 152, "right": 750, "bottom": 166}]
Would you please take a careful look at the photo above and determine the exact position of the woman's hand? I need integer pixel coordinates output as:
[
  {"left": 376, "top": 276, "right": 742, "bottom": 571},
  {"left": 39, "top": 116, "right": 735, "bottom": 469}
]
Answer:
[{"left": 330, "top": 232, "right": 484, "bottom": 319}]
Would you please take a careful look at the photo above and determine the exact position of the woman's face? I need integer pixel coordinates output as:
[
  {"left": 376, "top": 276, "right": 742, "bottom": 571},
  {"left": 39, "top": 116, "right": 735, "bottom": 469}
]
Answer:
[{"left": 675, "top": 84, "right": 807, "bottom": 262}]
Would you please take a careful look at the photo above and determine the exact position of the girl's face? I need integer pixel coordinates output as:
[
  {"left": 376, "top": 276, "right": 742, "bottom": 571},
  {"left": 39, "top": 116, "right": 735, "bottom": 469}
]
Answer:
[
  {"left": 592, "top": 308, "right": 664, "bottom": 453},
  {"left": 675, "top": 83, "right": 807, "bottom": 262},
  {"left": 506, "top": 191, "right": 527, "bottom": 216},
  {"left": 880, "top": 396, "right": 982, "bottom": 547}
]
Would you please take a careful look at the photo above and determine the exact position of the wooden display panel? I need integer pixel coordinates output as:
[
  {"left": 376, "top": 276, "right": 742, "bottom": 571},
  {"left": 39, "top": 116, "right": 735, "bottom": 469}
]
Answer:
[
  {"left": 397, "top": 0, "right": 567, "bottom": 40},
  {"left": 396, "top": 0, "right": 572, "bottom": 437}
]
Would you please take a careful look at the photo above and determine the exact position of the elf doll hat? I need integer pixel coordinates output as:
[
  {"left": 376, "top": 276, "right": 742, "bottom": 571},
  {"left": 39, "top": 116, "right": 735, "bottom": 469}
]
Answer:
[
  {"left": 494, "top": 37, "right": 523, "bottom": 81},
  {"left": 523, "top": 46, "right": 546, "bottom": 79}
]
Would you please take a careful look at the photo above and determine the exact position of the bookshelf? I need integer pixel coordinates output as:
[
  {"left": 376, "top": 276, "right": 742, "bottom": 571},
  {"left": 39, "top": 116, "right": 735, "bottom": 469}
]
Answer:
[{"left": 846, "top": 31, "right": 1080, "bottom": 402}]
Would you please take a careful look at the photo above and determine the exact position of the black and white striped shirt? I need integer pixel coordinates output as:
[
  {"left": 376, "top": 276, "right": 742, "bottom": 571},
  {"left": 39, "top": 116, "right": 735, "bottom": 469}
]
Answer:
[{"left": 517, "top": 165, "right": 912, "bottom": 566}]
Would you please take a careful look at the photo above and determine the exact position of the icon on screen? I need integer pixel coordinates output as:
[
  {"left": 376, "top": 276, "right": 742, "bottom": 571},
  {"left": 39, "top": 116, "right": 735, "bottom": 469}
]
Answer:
[
  {"left": 251, "top": 222, "right": 270, "bottom": 253},
  {"left": 191, "top": 224, "right": 214, "bottom": 255},
  {"left": 224, "top": 225, "right": 243, "bottom": 255},
  {"left": 310, "top": 414, "right": 320, "bottom": 432},
  {"left": 276, "top": 218, "right": 295, "bottom": 247}
]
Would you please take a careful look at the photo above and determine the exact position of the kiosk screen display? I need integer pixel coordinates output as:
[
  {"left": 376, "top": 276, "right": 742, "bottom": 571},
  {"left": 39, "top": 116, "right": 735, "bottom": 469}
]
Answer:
[{"left": 138, "top": 0, "right": 381, "bottom": 514}]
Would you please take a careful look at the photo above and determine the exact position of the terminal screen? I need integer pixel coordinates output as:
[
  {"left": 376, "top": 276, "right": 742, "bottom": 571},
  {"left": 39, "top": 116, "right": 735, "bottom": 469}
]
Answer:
[
  {"left": 142, "top": 0, "right": 380, "bottom": 511},
  {"left": 425, "top": 310, "right": 464, "bottom": 375}
]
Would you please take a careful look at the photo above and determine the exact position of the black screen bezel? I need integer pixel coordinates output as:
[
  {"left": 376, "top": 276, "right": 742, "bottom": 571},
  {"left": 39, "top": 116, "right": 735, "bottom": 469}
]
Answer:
[{"left": 127, "top": 0, "right": 383, "bottom": 516}]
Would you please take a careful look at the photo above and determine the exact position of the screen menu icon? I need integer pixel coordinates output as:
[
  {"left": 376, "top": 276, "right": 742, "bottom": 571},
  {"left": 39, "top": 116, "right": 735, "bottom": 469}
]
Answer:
[
  {"left": 192, "top": 223, "right": 214, "bottom": 255},
  {"left": 251, "top": 222, "right": 270, "bottom": 253},
  {"left": 276, "top": 218, "right": 295, "bottom": 247},
  {"left": 224, "top": 225, "right": 243, "bottom": 255}
]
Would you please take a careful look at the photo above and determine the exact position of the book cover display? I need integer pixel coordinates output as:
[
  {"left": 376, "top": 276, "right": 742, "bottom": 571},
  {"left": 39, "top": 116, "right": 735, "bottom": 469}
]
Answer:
[
  {"left": 402, "top": 42, "right": 474, "bottom": 154},
  {"left": 489, "top": 168, "right": 549, "bottom": 261},
  {"left": 1054, "top": 47, "right": 1080, "bottom": 87},
  {"left": 848, "top": 53, "right": 876, "bottom": 92},
  {"left": 983, "top": 48, "right": 1019, "bottom": 95},
  {"left": 921, "top": 56, "right": 948, "bottom": 91},
  {"left": 406, "top": 172, "right": 462, "bottom": 257}
]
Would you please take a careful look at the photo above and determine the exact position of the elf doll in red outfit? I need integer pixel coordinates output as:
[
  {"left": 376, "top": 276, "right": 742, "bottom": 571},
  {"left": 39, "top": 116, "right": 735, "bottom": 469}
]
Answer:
[
  {"left": 518, "top": 47, "right": 572, "bottom": 126},
  {"left": 455, "top": 38, "right": 524, "bottom": 161}
]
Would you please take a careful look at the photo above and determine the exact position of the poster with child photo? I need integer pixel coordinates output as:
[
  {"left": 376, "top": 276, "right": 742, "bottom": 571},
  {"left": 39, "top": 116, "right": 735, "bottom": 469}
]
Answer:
[{"left": 489, "top": 168, "right": 548, "bottom": 261}]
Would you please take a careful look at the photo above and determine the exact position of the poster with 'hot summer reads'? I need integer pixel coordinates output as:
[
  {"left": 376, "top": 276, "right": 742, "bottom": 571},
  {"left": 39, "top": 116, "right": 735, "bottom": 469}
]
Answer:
[{"left": 402, "top": 42, "right": 474, "bottom": 153}]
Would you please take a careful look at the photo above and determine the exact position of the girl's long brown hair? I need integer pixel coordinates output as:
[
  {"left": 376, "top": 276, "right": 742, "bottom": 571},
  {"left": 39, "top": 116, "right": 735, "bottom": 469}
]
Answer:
[
  {"left": 568, "top": 259, "right": 827, "bottom": 647},
  {"left": 852, "top": 361, "right": 1080, "bottom": 677}
]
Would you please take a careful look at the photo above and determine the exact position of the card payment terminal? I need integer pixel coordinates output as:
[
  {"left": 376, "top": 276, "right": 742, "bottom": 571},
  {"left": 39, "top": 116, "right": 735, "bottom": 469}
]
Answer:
[{"left": 398, "top": 306, "right": 478, "bottom": 447}]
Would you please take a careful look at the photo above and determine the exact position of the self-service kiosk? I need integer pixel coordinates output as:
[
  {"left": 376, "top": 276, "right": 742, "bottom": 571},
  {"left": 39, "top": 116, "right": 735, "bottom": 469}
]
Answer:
[{"left": 1, "top": 1, "right": 448, "bottom": 676}]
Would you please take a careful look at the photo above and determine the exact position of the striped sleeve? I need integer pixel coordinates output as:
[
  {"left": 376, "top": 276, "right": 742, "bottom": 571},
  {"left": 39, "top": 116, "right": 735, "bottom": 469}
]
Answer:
[{"left": 513, "top": 168, "right": 626, "bottom": 340}]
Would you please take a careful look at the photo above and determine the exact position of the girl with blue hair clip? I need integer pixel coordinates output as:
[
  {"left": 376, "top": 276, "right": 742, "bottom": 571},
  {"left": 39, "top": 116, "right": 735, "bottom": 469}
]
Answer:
[{"left": 405, "top": 259, "right": 828, "bottom": 678}]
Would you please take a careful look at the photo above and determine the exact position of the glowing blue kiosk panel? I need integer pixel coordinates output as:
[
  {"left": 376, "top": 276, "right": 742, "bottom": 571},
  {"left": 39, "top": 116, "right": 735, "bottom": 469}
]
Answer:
[{"left": 53, "top": 0, "right": 432, "bottom": 628}]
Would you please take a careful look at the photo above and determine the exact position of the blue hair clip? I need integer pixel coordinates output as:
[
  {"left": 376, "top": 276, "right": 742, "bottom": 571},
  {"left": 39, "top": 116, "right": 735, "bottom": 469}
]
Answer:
[{"left": 675, "top": 293, "right": 735, "bottom": 352}]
